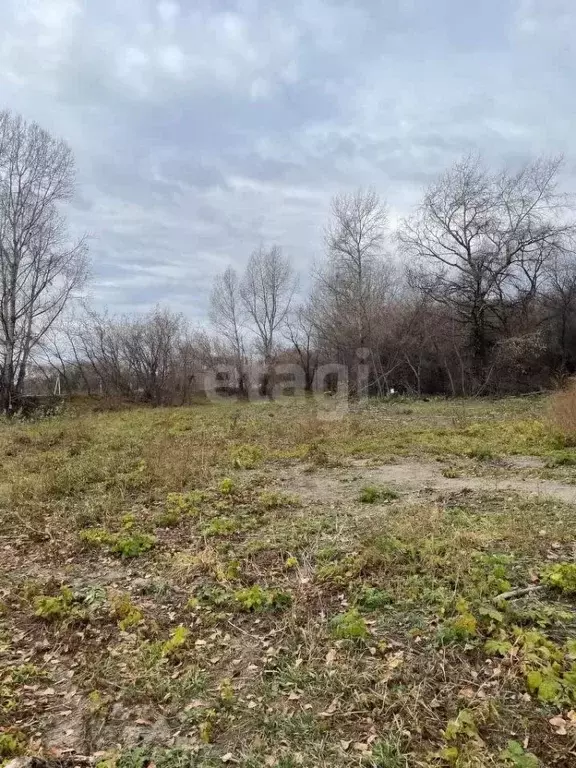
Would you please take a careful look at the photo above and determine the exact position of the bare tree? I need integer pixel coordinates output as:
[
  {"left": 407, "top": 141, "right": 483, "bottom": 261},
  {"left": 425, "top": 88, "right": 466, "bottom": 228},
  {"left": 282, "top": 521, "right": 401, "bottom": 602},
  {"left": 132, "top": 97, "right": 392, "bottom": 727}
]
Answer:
[
  {"left": 542, "top": 246, "right": 576, "bottom": 373},
  {"left": 61, "top": 307, "right": 188, "bottom": 404},
  {"left": 122, "top": 307, "right": 185, "bottom": 405},
  {"left": 284, "top": 304, "right": 319, "bottom": 393},
  {"left": 399, "top": 154, "right": 570, "bottom": 385},
  {"left": 209, "top": 266, "right": 248, "bottom": 397},
  {"left": 240, "top": 245, "right": 296, "bottom": 396},
  {"left": 0, "top": 110, "right": 88, "bottom": 412},
  {"left": 312, "top": 188, "right": 393, "bottom": 394}
]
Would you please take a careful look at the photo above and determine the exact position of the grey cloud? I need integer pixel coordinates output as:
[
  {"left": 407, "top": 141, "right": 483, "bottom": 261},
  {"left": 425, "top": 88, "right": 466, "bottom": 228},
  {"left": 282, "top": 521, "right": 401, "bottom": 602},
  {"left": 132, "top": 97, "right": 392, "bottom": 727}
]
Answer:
[{"left": 1, "top": 0, "right": 575, "bottom": 319}]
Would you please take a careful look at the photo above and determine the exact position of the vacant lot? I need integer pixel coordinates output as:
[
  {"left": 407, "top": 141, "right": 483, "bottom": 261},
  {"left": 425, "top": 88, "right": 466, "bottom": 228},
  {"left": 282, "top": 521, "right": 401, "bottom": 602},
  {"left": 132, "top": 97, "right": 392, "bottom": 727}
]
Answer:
[{"left": 2, "top": 396, "right": 576, "bottom": 768}]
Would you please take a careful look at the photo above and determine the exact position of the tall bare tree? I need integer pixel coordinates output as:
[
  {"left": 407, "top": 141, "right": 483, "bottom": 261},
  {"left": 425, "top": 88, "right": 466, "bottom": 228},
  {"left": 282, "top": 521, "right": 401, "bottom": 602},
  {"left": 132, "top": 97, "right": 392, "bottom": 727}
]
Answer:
[
  {"left": 284, "top": 304, "right": 319, "bottom": 393},
  {"left": 543, "top": 246, "right": 576, "bottom": 373},
  {"left": 0, "top": 110, "right": 88, "bottom": 412},
  {"left": 312, "top": 188, "right": 393, "bottom": 394},
  {"left": 399, "top": 154, "right": 570, "bottom": 384},
  {"left": 240, "top": 244, "right": 296, "bottom": 395},
  {"left": 209, "top": 266, "right": 248, "bottom": 396}
]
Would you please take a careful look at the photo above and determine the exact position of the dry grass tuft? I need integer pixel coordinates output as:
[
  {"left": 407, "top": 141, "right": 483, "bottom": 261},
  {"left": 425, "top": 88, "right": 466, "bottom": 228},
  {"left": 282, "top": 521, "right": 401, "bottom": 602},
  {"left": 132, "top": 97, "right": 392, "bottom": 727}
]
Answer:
[{"left": 549, "top": 378, "right": 576, "bottom": 444}]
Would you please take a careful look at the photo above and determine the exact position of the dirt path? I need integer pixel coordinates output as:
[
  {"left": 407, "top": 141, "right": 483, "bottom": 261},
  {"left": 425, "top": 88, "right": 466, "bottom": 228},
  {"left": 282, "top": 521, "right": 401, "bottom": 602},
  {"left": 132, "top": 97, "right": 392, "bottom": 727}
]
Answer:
[{"left": 276, "top": 459, "right": 576, "bottom": 505}]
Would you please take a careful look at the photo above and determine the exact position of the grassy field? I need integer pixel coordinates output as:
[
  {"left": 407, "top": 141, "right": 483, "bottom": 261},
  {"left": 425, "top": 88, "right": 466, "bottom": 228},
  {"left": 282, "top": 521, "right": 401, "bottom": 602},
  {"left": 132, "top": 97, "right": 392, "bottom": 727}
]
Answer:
[{"left": 2, "top": 395, "right": 576, "bottom": 767}]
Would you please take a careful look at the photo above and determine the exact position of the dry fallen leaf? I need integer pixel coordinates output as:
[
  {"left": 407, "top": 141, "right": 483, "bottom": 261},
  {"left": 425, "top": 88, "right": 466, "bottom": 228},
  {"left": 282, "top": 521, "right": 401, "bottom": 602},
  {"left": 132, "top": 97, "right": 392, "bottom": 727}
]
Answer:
[
  {"left": 340, "top": 740, "right": 352, "bottom": 751},
  {"left": 550, "top": 716, "right": 568, "bottom": 735},
  {"left": 387, "top": 650, "right": 404, "bottom": 670},
  {"left": 287, "top": 692, "right": 300, "bottom": 701},
  {"left": 325, "top": 648, "right": 337, "bottom": 666},
  {"left": 458, "top": 687, "right": 476, "bottom": 700}
]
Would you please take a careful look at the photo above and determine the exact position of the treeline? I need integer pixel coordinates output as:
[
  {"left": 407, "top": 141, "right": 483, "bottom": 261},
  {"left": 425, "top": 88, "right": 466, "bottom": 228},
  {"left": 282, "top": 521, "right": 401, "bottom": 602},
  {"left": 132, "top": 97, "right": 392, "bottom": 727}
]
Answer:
[
  {"left": 5, "top": 106, "right": 576, "bottom": 406},
  {"left": 39, "top": 155, "right": 576, "bottom": 402}
]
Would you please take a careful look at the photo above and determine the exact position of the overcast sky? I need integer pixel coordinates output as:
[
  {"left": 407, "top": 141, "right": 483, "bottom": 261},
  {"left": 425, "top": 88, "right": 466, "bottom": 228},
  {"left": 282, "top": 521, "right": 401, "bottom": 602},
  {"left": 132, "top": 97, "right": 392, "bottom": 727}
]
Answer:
[{"left": 0, "top": 0, "right": 574, "bottom": 321}]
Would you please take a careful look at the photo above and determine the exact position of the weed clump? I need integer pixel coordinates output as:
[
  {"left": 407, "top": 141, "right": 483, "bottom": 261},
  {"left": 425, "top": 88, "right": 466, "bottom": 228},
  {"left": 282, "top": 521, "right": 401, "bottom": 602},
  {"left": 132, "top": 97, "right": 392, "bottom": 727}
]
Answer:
[
  {"left": 161, "top": 625, "right": 189, "bottom": 657},
  {"left": 190, "top": 583, "right": 292, "bottom": 613},
  {"left": 465, "top": 446, "right": 493, "bottom": 461},
  {"left": 113, "top": 533, "right": 156, "bottom": 558},
  {"left": 304, "top": 441, "right": 331, "bottom": 468},
  {"left": 201, "top": 517, "right": 239, "bottom": 537},
  {"left": 257, "top": 490, "right": 299, "bottom": 509},
  {"left": 354, "top": 585, "right": 392, "bottom": 611},
  {"left": 219, "top": 477, "right": 235, "bottom": 495},
  {"left": 233, "top": 585, "right": 292, "bottom": 612},
  {"left": 231, "top": 444, "right": 262, "bottom": 469},
  {"left": 545, "top": 451, "right": 576, "bottom": 467},
  {"left": 359, "top": 485, "right": 398, "bottom": 503},
  {"left": 79, "top": 528, "right": 156, "bottom": 558},
  {"left": 542, "top": 562, "right": 576, "bottom": 594},
  {"left": 32, "top": 585, "right": 96, "bottom": 624},
  {"left": 500, "top": 740, "right": 539, "bottom": 767},
  {"left": 329, "top": 608, "right": 368, "bottom": 640},
  {"left": 441, "top": 466, "right": 461, "bottom": 478},
  {"left": 0, "top": 732, "right": 26, "bottom": 759},
  {"left": 33, "top": 586, "right": 76, "bottom": 621},
  {"left": 111, "top": 593, "right": 144, "bottom": 631}
]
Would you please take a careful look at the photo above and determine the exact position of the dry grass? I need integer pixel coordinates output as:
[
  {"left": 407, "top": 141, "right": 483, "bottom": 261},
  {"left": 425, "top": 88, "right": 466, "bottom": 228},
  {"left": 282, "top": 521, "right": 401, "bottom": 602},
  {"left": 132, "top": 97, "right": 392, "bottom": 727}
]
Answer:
[
  {"left": 549, "top": 379, "right": 576, "bottom": 444},
  {"left": 1, "top": 396, "right": 576, "bottom": 768}
]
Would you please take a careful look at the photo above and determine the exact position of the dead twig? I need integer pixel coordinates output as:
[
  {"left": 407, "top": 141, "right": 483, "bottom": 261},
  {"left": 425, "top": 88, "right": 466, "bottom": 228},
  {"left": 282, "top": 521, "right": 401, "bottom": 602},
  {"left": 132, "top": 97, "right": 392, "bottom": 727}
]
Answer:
[{"left": 495, "top": 585, "right": 546, "bottom": 601}]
